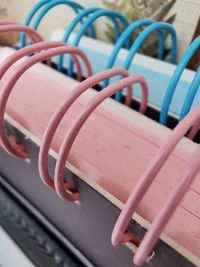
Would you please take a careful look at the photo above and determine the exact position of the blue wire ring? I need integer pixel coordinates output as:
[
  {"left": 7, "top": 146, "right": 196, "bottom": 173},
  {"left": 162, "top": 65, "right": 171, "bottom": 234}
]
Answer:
[
  {"left": 67, "top": 9, "right": 130, "bottom": 77},
  {"left": 115, "top": 22, "right": 177, "bottom": 102},
  {"left": 57, "top": 7, "right": 102, "bottom": 72},
  {"left": 103, "top": 18, "right": 166, "bottom": 89},
  {"left": 160, "top": 36, "right": 200, "bottom": 124},
  {"left": 32, "top": 0, "right": 95, "bottom": 41},
  {"left": 180, "top": 67, "right": 200, "bottom": 120},
  {"left": 20, "top": 0, "right": 54, "bottom": 47}
]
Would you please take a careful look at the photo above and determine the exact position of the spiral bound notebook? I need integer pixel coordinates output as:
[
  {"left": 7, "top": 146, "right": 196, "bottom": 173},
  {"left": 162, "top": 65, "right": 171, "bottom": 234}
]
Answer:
[
  {"left": 50, "top": 30, "right": 199, "bottom": 125},
  {"left": 17, "top": 0, "right": 199, "bottom": 125},
  {"left": 0, "top": 35, "right": 199, "bottom": 267},
  {"left": 0, "top": 2, "right": 199, "bottom": 267}
]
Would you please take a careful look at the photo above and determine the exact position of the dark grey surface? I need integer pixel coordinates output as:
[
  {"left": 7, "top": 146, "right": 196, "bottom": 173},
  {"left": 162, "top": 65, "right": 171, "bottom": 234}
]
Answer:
[
  {"left": 0, "top": 123, "right": 196, "bottom": 267},
  {"left": 0, "top": 183, "right": 87, "bottom": 267}
]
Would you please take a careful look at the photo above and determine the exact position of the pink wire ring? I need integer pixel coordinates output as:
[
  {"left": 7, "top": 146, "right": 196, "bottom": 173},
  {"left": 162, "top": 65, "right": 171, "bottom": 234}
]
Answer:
[
  {"left": 111, "top": 106, "right": 200, "bottom": 266},
  {"left": 0, "top": 41, "right": 83, "bottom": 82},
  {"left": 0, "top": 24, "right": 43, "bottom": 44},
  {"left": 0, "top": 45, "right": 92, "bottom": 159},
  {"left": 0, "top": 20, "right": 20, "bottom": 26},
  {"left": 38, "top": 67, "right": 134, "bottom": 193},
  {"left": 0, "top": 41, "right": 84, "bottom": 159},
  {"left": 52, "top": 75, "right": 147, "bottom": 201},
  {"left": 0, "top": 24, "right": 56, "bottom": 66},
  {"left": 187, "top": 117, "right": 200, "bottom": 139}
]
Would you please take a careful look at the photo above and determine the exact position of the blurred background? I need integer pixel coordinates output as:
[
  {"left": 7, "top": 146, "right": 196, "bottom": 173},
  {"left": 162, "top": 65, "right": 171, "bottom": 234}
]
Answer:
[{"left": 0, "top": 0, "right": 199, "bottom": 69}]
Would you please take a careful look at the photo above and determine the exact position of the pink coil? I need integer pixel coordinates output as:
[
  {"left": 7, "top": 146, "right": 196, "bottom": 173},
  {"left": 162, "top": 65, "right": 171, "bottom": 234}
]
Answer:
[
  {"left": 38, "top": 68, "right": 139, "bottom": 200},
  {"left": 0, "top": 23, "right": 43, "bottom": 44},
  {"left": 38, "top": 70, "right": 148, "bottom": 201},
  {"left": 0, "top": 43, "right": 92, "bottom": 159},
  {"left": 0, "top": 41, "right": 83, "bottom": 82},
  {"left": 0, "top": 19, "right": 20, "bottom": 26},
  {"left": 112, "top": 106, "right": 200, "bottom": 266},
  {"left": 0, "top": 20, "right": 54, "bottom": 66}
]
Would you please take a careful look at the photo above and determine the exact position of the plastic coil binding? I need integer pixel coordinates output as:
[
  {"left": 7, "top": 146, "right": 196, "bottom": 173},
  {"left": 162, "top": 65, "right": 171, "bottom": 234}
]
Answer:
[
  {"left": 111, "top": 105, "right": 200, "bottom": 266},
  {"left": 0, "top": 20, "right": 54, "bottom": 66},
  {"left": 110, "top": 21, "right": 177, "bottom": 102},
  {"left": 160, "top": 36, "right": 200, "bottom": 125},
  {"left": 57, "top": 7, "right": 101, "bottom": 72},
  {"left": 0, "top": 41, "right": 92, "bottom": 162},
  {"left": 102, "top": 19, "right": 165, "bottom": 88},
  {"left": 66, "top": 8, "right": 130, "bottom": 77},
  {"left": 38, "top": 68, "right": 148, "bottom": 201},
  {"left": 0, "top": 21, "right": 46, "bottom": 156},
  {"left": 0, "top": 36, "right": 148, "bottom": 202}
]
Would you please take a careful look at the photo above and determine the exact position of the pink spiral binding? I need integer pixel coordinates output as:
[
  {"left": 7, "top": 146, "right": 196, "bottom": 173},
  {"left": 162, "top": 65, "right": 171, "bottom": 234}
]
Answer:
[
  {"left": 0, "top": 41, "right": 83, "bottom": 82},
  {"left": 0, "top": 20, "right": 20, "bottom": 26},
  {"left": 0, "top": 24, "right": 43, "bottom": 44},
  {"left": 38, "top": 68, "right": 141, "bottom": 199},
  {"left": 112, "top": 106, "right": 200, "bottom": 266},
  {"left": 0, "top": 20, "right": 56, "bottom": 66},
  {"left": 0, "top": 44, "right": 92, "bottom": 159},
  {"left": 0, "top": 41, "right": 85, "bottom": 158},
  {"left": 188, "top": 118, "right": 200, "bottom": 140},
  {"left": 42, "top": 72, "right": 148, "bottom": 201}
]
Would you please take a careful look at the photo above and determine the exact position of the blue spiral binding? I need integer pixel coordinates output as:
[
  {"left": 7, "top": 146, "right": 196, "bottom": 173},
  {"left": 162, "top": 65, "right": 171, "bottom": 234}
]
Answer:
[
  {"left": 180, "top": 67, "right": 200, "bottom": 120},
  {"left": 102, "top": 19, "right": 165, "bottom": 89},
  {"left": 57, "top": 7, "right": 102, "bottom": 72},
  {"left": 31, "top": 0, "right": 89, "bottom": 31},
  {"left": 20, "top": 0, "right": 53, "bottom": 48},
  {"left": 115, "top": 22, "right": 177, "bottom": 101},
  {"left": 160, "top": 36, "right": 200, "bottom": 124},
  {"left": 20, "top": 0, "right": 95, "bottom": 47},
  {"left": 67, "top": 9, "right": 130, "bottom": 77}
]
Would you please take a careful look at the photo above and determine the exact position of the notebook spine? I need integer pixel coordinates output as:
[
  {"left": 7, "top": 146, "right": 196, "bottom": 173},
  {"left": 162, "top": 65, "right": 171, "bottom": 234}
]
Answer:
[
  {"left": 111, "top": 106, "right": 200, "bottom": 266},
  {"left": 0, "top": 41, "right": 92, "bottom": 160}
]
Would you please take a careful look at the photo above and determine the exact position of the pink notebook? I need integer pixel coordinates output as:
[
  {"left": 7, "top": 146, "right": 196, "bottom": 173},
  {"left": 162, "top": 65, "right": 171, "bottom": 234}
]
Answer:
[{"left": 0, "top": 23, "right": 199, "bottom": 267}]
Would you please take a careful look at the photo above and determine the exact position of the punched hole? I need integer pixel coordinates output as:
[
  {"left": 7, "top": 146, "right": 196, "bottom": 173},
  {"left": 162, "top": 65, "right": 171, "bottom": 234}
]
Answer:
[
  {"left": 63, "top": 182, "right": 80, "bottom": 202},
  {"left": 122, "top": 231, "right": 155, "bottom": 262},
  {"left": 8, "top": 135, "right": 29, "bottom": 159}
]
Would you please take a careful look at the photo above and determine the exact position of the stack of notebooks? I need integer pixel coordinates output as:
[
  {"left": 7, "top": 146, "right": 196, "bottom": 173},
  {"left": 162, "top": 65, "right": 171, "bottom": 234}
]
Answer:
[{"left": 0, "top": 1, "right": 199, "bottom": 266}]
